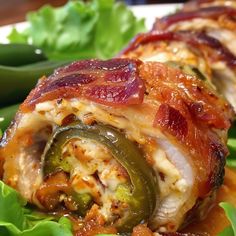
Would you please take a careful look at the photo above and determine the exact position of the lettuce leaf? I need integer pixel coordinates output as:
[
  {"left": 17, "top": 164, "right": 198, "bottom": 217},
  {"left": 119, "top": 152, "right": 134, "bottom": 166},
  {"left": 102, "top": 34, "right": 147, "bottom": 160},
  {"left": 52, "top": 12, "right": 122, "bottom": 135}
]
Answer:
[
  {"left": 226, "top": 123, "right": 236, "bottom": 168},
  {"left": 218, "top": 202, "right": 236, "bottom": 236},
  {"left": 8, "top": 0, "right": 146, "bottom": 60},
  {"left": 218, "top": 226, "right": 234, "bottom": 236},
  {"left": 0, "top": 181, "right": 73, "bottom": 236}
]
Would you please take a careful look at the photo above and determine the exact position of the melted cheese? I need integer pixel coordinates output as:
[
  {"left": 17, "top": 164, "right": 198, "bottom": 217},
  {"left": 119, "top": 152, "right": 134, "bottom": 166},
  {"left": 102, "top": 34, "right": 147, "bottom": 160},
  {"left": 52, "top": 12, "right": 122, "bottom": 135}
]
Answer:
[{"left": 63, "top": 138, "right": 130, "bottom": 222}]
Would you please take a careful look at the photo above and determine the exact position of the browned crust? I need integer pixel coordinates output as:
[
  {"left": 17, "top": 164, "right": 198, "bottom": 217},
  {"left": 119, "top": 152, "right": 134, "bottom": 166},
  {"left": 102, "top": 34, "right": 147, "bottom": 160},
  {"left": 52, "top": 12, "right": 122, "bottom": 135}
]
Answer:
[{"left": 182, "top": 167, "right": 236, "bottom": 235}]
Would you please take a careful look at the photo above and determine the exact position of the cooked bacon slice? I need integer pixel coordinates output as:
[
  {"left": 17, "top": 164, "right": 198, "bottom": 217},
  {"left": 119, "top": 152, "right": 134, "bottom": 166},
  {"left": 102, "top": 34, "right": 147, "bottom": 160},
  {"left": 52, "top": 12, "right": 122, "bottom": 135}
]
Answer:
[
  {"left": 0, "top": 60, "right": 233, "bottom": 234},
  {"left": 21, "top": 59, "right": 144, "bottom": 112}
]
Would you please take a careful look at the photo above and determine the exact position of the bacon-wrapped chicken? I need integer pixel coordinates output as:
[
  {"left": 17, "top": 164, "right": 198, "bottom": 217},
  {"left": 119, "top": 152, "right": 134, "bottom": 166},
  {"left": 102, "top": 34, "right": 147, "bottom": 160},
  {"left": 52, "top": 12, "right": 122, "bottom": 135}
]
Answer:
[
  {"left": 122, "top": 30, "right": 236, "bottom": 112},
  {"left": 0, "top": 59, "right": 233, "bottom": 234},
  {"left": 152, "top": 2, "right": 236, "bottom": 112}
]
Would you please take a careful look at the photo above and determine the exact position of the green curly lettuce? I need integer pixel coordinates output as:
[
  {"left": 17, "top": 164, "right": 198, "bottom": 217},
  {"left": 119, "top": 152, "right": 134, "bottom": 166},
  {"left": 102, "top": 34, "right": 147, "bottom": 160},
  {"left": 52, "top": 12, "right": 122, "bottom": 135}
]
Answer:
[
  {"left": 0, "top": 181, "right": 73, "bottom": 236},
  {"left": 218, "top": 202, "right": 236, "bottom": 236},
  {"left": 8, "top": 0, "right": 146, "bottom": 60},
  {"left": 227, "top": 122, "right": 236, "bottom": 168}
]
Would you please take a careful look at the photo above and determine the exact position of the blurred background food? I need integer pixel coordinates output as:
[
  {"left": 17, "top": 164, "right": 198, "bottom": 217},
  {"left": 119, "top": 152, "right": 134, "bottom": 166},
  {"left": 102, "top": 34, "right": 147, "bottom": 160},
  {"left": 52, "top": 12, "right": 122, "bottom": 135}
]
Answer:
[{"left": 0, "top": 0, "right": 186, "bottom": 26}]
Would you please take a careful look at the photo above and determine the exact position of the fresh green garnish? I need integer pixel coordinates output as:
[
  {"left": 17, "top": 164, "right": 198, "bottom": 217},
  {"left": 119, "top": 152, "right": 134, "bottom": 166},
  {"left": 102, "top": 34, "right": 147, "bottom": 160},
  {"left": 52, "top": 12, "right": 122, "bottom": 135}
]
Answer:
[
  {"left": 0, "top": 181, "right": 73, "bottom": 236},
  {"left": 224, "top": 119, "right": 236, "bottom": 236},
  {"left": 218, "top": 202, "right": 236, "bottom": 236},
  {"left": 227, "top": 123, "right": 236, "bottom": 168},
  {"left": 8, "top": 0, "right": 146, "bottom": 60},
  {"left": 0, "top": 104, "right": 19, "bottom": 131},
  {"left": 227, "top": 138, "right": 236, "bottom": 168}
]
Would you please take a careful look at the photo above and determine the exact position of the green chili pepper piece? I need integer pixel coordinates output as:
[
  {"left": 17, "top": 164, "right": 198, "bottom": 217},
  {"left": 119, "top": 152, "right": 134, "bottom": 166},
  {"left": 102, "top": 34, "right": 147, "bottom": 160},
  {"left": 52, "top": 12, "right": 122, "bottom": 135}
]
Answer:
[
  {"left": 115, "top": 184, "right": 133, "bottom": 203},
  {"left": 42, "top": 122, "right": 158, "bottom": 233},
  {"left": 166, "top": 61, "right": 207, "bottom": 81},
  {"left": 72, "top": 193, "right": 93, "bottom": 216},
  {"left": 0, "top": 104, "right": 19, "bottom": 132},
  {"left": 0, "top": 43, "right": 47, "bottom": 67},
  {"left": 0, "top": 60, "right": 71, "bottom": 107}
]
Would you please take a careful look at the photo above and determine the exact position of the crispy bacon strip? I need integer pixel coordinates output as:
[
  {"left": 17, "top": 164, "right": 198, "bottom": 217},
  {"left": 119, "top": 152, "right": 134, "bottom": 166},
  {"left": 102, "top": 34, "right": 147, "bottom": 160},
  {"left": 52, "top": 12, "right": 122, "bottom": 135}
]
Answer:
[
  {"left": 121, "top": 31, "right": 236, "bottom": 69},
  {"left": 153, "top": 6, "right": 236, "bottom": 31},
  {"left": 21, "top": 59, "right": 145, "bottom": 112},
  {"left": 154, "top": 104, "right": 188, "bottom": 139}
]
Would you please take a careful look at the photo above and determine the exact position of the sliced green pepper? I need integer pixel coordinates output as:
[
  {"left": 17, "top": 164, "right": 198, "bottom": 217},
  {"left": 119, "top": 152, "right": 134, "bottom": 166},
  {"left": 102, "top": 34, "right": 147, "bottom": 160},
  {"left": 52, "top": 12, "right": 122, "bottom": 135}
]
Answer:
[
  {"left": 0, "top": 60, "right": 71, "bottom": 107},
  {"left": 166, "top": 61, "right": 207, "bottom": 81},
  {"left": 42, "top": 122, "right": 158, "bottom": 233},
  {"left": 0, "top": 104, "right": 19, "bottom": 132},
  {"left": 0, "top": 43, "right": 47, "bottom": 67}
]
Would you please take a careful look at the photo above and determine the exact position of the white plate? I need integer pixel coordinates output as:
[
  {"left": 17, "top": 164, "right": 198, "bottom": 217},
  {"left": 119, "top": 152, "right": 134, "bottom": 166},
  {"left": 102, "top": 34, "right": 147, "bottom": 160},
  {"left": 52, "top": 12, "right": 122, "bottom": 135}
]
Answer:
[{"left": 0, "top": 4, "right": 181, "bottom": 43}]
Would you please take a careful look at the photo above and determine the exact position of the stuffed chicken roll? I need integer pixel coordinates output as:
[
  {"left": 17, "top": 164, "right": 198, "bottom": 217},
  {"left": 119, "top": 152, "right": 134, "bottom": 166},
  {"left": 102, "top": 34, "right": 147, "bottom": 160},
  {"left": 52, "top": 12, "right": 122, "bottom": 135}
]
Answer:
[
  {"left": 152, "top": 0, "right": 236, "bottom": 112},
  {"left": 122, "top": 30, "right": 236, "bottom": 113},
  {"left": 0, "top": 59, "right": 233, "bottom": 234}
]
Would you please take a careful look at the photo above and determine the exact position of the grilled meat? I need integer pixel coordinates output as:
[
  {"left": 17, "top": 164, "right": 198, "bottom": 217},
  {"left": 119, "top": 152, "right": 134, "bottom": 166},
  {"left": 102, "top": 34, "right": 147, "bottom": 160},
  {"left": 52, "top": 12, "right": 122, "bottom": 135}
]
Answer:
[{"left": 0, "top": 59, "right": 233, "bottom": 233}]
